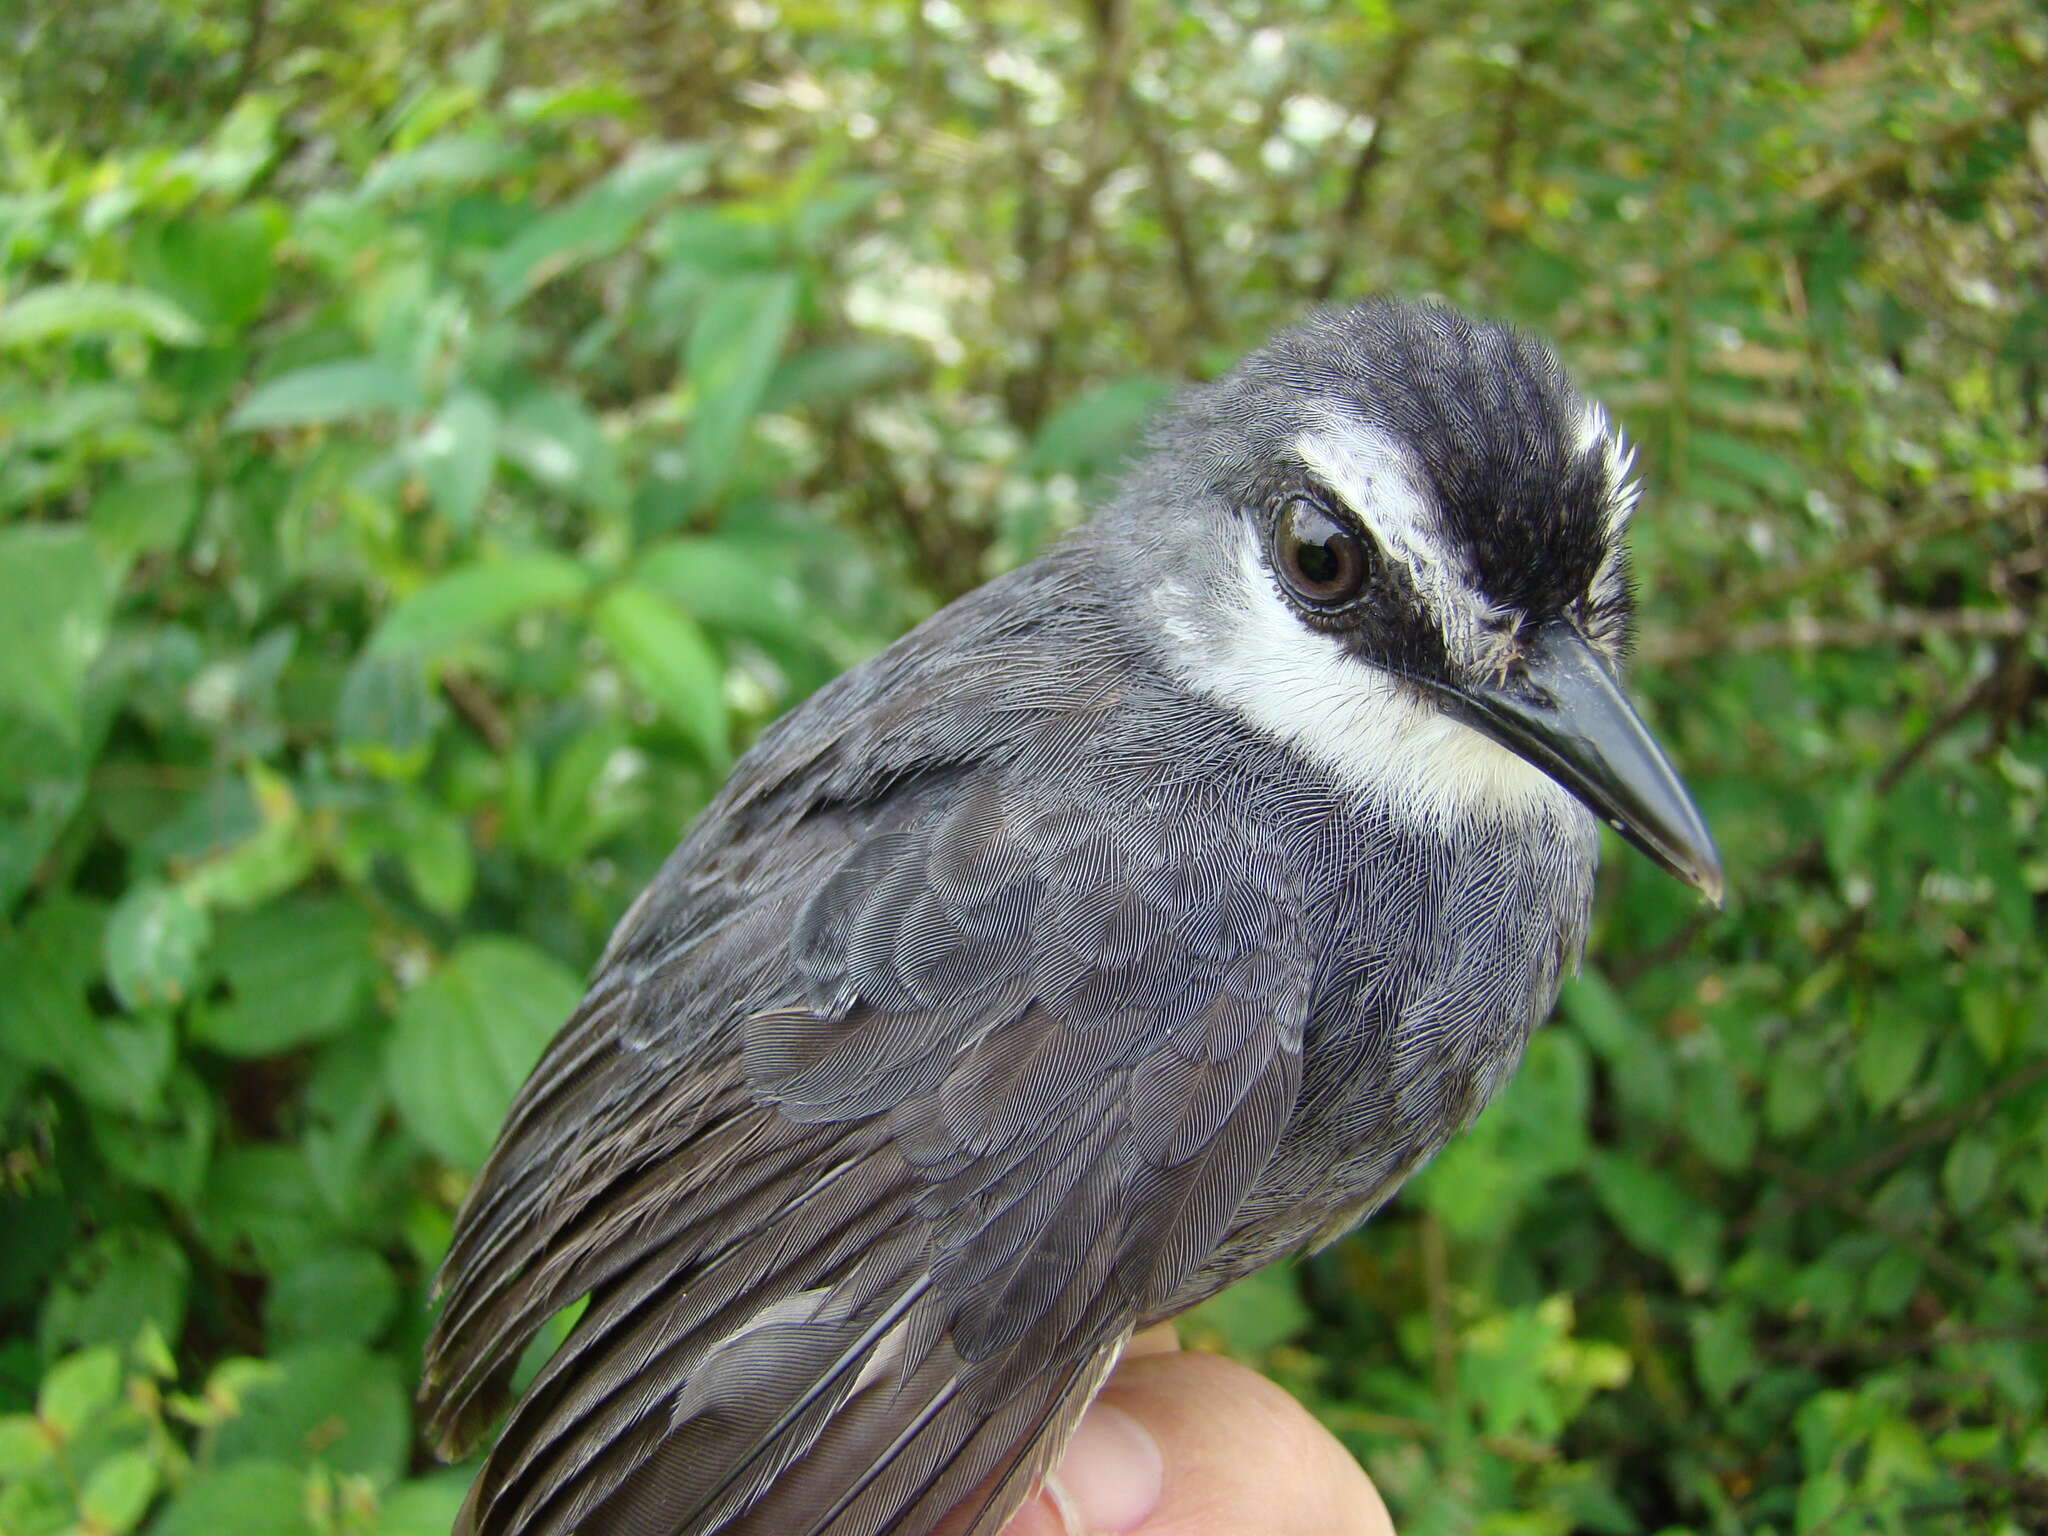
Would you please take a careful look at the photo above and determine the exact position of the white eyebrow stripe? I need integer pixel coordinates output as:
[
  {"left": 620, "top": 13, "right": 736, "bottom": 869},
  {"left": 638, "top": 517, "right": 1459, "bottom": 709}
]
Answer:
[{"left": 1292, "top": 422, "right": 1453, "bottom": 616}]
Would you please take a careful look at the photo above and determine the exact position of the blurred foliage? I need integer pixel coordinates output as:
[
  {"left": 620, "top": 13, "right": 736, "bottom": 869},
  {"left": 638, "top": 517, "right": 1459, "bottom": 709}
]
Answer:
[{"left": 3, "top": 1, "right": 2046, "bottom": 1533}]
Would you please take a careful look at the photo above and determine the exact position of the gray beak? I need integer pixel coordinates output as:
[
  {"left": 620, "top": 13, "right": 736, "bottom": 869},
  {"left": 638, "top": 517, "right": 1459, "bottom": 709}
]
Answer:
[{"left": 1438, "top": 622, "right": 1724, "bottom": 905}]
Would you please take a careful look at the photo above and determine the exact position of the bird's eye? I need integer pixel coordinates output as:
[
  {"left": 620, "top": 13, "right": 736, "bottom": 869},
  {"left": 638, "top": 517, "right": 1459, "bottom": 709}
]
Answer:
[{"left": 1272, "top": 496, "right": 1371, "bottom": 607}]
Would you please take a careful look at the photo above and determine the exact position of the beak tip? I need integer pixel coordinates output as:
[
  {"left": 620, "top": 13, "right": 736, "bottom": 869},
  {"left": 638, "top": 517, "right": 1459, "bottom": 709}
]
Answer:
[{"left": 1687, "top": 851, "right": 1726, "bottom": 909}]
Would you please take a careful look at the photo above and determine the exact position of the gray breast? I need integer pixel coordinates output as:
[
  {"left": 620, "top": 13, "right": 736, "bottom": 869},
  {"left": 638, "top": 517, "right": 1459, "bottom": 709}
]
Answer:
[{"left": 1127, "top": 708, "right": 1599, "bottom": 1309}]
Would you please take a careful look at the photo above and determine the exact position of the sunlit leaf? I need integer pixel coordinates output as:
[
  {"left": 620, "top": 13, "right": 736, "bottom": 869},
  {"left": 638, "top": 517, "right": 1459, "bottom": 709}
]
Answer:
[
  {"left": 230, "top": 357, "right": 424, "bottom": 429},
  {"left": 592, "top": 582, "right": 729, "bottom": 763},
  {"left": 676, "top": 271, "right": 798, "bottom": 514},
  {"left": 365, "top": 552, "right": 591, "bottom": 661},
  {"left": 0, "top": 282, "right": 202, "bottom": 347},
  {"left": 384, "top": 938, "right": 582, "bottom": 1169}
]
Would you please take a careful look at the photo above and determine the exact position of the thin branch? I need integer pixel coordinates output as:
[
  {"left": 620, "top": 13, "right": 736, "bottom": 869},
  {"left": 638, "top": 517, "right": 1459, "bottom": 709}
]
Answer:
[
  {"left": 441, "top": 670, "right": 513, "bottom": 752},
  {"left": 1685, "top": 488, "right": 2041, "bottom": 632},
  {"left": 1644, "top": 604, "right": 2035, "bottom": 664},
  {"left": 1754, "top": 1150, "right": 1978, "bottom": 1290},
  {"left": 1309, "top": 28, "right": 1425, "bottom": 303},
  {"left": 1119, "top": 82, "right": 1216, "bottom": 342},
  {"left": 1736, "top": 1054, "right": 2048, "bottom": 1238}
]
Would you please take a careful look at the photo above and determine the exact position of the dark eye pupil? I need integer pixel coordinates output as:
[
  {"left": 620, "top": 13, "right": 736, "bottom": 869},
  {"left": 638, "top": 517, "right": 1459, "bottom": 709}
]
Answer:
[
  {"left": 1274, "top": 498, "right": 1367, "bottom": 605},
  {"left": 1295, "top": 538, "right": 1340, "bottom": 585}
]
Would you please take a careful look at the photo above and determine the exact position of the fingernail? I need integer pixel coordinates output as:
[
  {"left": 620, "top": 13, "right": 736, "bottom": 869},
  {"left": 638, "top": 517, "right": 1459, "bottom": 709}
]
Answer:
[{"left": 1039, "top": 1399, "right": 1162, "bottom": 1535}]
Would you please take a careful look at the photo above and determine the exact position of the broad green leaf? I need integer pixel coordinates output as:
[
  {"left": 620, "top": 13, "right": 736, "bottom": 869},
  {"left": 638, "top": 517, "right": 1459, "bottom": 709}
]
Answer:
[
  {"left": 385, "top": 938, "right": 582, "bottom": 1169},
  {"left": 634, "top": 536, "right": 816, "bottom": 649},
  {"left": 413, "top": 390, "right": 499, "bottom": 527},
  {"left": 376, "top": 1473, "right": 473, "bottom": 1536},
  {"left": 1589, "top": 1151, "right": 1722, "bottom": 1290},
  {"left": 1026, "top": 374, "right": 1173, "bottom": 477},
  {"left": 0, "top": 1414, "right": 50, "bottom": 1477},
  {"left": 132, "top": 206, "right": 284, "bottom": 329},
  {"left": 264, "top": 1247, "right": 399, "bottom": 1350},
  {"left": 365, "top": 551, "right": 591, "bottom": 661},
  {"left": 36, "top": 1344, "right": 119, "bottom": 1437},
  {"left": 199, "top": 1146, "right": 335, "bottom": 1272},
  {"left": 760, "top": 340, "right": 923, "bottom": 412},
  {"left": 89, "top": 458, "right": 200, "bottom": 566},
  {"left": 336, "top": 651, "right": 443, "bottom": 777},
  {"left": 63, "top": 1012, "right": 176, "bottom": 1116},
  {"left": 103, "top": 880, "right": 211, "bottom": 1011},
  {"left": 229, "top": 358, "right": 424, "bottom": 429},
  {"left": 486, "top": 145, "right": 705, "bottom": 306},
  {"left": 677, "top": 271, "right": 799, "bottom": 513},
  {"left": 81, "top": 1449, "right": 158, "bottom": 1534},
  {"left": 1854, "top": 1007, "right": 1931, "bottom": 1113},
  {"left": 1562, "top": 969, "right": 1674, "bottom": 1121},
  {"left": 500, "top": 387, "right": 622, "bottom": 512},
  {"left": 393, "top": 798, "right": 475, "bottom": 917},
  {"left": 192, "top": 896, "right": 375, "bottom": 1057},
  {"left": 1184, "top": 1265, "right": 1309, "bottom": 1358},
  {"left": 360, "top": 134, "right": 520, "bottom": 200},
  {"left": 0, "top": 525, "right": 114, "bottom": 748},
  {"left": 0, "top": 894, "right": 105, "bottom": 1073},
  {"left": 1678, "top": 1058, "right": 1756, "bottom": 1172},
  {"left": 0, "top": 282, "right": 202, "bottom": 347},
  {"left": 592, "top": 583, "right": 729, "bottom": 763},
  {"left": 153, "top": 1460, "right": 313, "bottom": 1536},
  {"left": 88, "top": 1069, "right": 216, "bottom": 1204},
  {"left": 1942, "top": 1132, "right": 1998, "bottom": 1214}
]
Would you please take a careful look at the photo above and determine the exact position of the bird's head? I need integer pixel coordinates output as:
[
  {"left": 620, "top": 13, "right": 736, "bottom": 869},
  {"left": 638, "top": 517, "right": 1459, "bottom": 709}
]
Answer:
[{"left": 1122, "top": 300, "right": 1722, "bottom": 903}]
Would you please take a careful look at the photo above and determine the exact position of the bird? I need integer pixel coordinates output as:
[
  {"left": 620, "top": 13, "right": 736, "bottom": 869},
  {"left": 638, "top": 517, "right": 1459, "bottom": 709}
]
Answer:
[{"left": 419, "top": 298, "right": 1722, "bottom": 1536}]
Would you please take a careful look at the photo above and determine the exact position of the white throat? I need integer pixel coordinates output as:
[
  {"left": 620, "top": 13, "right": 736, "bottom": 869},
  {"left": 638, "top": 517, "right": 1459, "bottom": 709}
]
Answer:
[{"left": 1167, "top": 535, "right": 1585, "bottom": 828}]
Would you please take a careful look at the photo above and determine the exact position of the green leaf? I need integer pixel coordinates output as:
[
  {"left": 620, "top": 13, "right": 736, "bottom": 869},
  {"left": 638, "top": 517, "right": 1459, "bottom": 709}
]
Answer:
[
  {"left": 1678, "top": 1058, "right": 1756, "bottom": 1172},
  {"left": 677, "top": 272, "right": 799, "bottom": 512},
  {"left": 486, "top": 145, "right": 703, "bottom": 306},
  {"left": 264, "top": 1247, "right": 398, "bottom": 1350},
  {"left": 89, "top": 1068, "right": 216, "bottom": 1204},
  {"left": 153, "top": 1460, "right": 313, "bottom": 1536},
  {"left": 1589, "top": 1151, "right": 1722, "bottom": 1290},
  {"left": 81, "top": 1448, "right": 158, "bottom": 1534},
  {"left": 36, "top": 1344, "right": 120, "bottom": 1437},
  {"left": 0, "top": 282, "right": 203, "bottom": 348},
  {"left": 1855, "top": 1006, "right": 1931, "bottom": 1113},
  {"left": 336, "top": 652, "right": 443, "bottom": 776},
  {"left": 1184, "top": 1265, "right": 1310, "bottom": 1358},
  {"left": 366, "top": 552, "right": 591, "bottom": 661},
  {"left": 132, "top": 206, "right": 284, "bottom": 329},
  {"left": 65, "top": 1012, "right": 177, "bottom": 1116},
  {"left": 192, "top": 896, "right": 375, "bottom": 1057},
  {"left": 103, "top": 880, "right": 211, "bottom": 1011},
  {"left": 395, "top": 797, "right": 475, "bottom": 917},
  {"left": 0, "top": 524, "right": 114, "bottom": 748},
  {"left": 634, "top": 536, "right": 817, "bottom": 650},
  {"left": 374, "top": 1472, "right": 474, "bottom": 1536},
  {"left": 412, "top": 390, "right": 499, "bottom": 527},
  {"left": 0, "top": 894, "right": 104, "bottom": 1072},
  {"left": 213, "top": 1343, "right": 409, "bottom": 1483},
  {"left": 89, "top": 458, "right": 201, "bottom": 567},
  {"left": 0, "top": 1414, "right": 51, "bottom": 1477},
  {"left": 1942, "top": 1132, "right": 1998, "bottom": 1215},
  {"left": 229, "top": 358, "right": 424, "bottom": 429},
  {"left": 1562, "top": 970, "right": 1674, "bottom": 1122},
  {"left": 1026, "top": 374, "right": 1173, "bottom": 477},
  {"left": 199, "top": 1146, "right": 334, "bottom": 1272},
  {"left": 500, "top": 387, "right": 622, "bottom": 512},
  {"left": 360, "top": 134, "right": 520, "bottom": 200},
  {"left": 760, "top": 340, "right": 923, "bottom": 412},
  {"left": 385, "top": 938, "right": 582, "bottom": 1169},
  {"left": 592, "top": 583, "right": 729, "bottom": 763}
]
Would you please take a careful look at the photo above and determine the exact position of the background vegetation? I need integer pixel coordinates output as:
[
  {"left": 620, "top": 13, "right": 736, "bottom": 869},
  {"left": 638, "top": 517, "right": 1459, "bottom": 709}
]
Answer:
[{"left": 3, "top": 2, "right": 2045, "bottom": 1533}]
